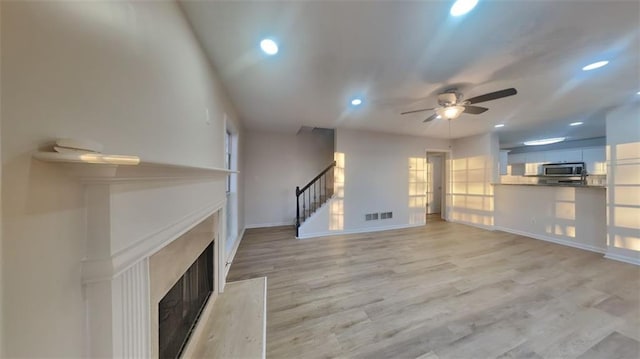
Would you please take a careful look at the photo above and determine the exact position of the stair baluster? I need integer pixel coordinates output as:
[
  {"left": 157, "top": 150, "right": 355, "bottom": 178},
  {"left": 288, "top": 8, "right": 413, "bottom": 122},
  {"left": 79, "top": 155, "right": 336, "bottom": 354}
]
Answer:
[{"left": 295, "top": 161, "right": 337, "bottom": 237}]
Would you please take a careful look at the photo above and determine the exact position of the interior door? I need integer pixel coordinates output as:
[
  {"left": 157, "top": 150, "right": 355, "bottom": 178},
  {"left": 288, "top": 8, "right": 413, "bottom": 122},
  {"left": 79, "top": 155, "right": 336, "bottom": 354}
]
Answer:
[{"left": 426, "top": 154, "right": 443, "bottom": 214}]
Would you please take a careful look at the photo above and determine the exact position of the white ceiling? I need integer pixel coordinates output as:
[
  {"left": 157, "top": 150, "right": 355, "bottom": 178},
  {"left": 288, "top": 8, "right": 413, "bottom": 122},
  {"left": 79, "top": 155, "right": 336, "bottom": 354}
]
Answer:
[{"left": 180, "top": 0, "right": 640, "bottom": 146}]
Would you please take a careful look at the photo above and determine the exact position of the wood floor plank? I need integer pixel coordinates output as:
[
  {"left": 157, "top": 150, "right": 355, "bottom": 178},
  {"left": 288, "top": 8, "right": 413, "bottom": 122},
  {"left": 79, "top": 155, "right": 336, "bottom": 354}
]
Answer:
[{"left": 227, "top": 222, "right": 640, "bottom": 358}]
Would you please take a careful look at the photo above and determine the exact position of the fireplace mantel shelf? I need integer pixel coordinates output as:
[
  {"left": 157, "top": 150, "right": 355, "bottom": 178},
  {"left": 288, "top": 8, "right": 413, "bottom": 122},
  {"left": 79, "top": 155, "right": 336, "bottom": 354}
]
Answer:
[{"left": 34, "top": 151, "right": 236, "bottom": 183}]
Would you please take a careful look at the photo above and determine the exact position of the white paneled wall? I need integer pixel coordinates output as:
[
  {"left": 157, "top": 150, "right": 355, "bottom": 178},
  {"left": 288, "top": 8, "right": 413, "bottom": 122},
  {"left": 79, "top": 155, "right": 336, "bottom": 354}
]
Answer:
[
  {"left": 450, "top": 154, "right": 495, "bottom": 227},
  {"left": 450, "top": 133, "right": 498, "bottom": 228},
  {"left": 605, "top": 104, "right": 640, "bottom": 264}
]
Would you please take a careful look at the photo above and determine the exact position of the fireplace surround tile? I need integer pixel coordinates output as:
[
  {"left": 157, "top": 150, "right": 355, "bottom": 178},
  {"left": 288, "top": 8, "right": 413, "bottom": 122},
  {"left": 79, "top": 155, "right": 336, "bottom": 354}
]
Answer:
[{"left": 149, "top": 213, "right": 219, "bottom": 358}]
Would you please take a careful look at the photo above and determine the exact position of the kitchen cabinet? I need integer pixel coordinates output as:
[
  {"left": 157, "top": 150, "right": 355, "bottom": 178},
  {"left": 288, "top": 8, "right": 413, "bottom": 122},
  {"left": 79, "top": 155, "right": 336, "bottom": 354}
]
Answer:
[
  {"left": 508, "top": 153, "right": 526, "bottom": 164},
  {"left": 545, "top": 149, "right": 582, "bottom": 163},
  {"left": 499, "top": 150, "right": 509, "bottom": 175},
  {"left": 582, "top": 146, "right": 606, "bottom": 175},
  {"left": 504, "top": 145, "right": 607, "bottom": 177},
  {"left": 523, "top": 152, "right": 545, "bottom": 175},
  {"left": 525, "top": 151, "right": 546, "bottom": 164}
]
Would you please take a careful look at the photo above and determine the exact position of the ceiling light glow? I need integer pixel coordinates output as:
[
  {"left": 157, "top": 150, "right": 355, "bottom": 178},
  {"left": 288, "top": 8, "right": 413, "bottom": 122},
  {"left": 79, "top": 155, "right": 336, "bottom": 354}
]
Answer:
[
  {"left": 569, "top": 121, "right": 583, "bottom": 126},
  {"left": 260, "top": 39, "right": 278, "bottom": 55},
  {"left": 450, "top": 0, "right": 479, "bottom": 16},
  {"left": 350, "top": 98, "right": 362, "bottom": 106},
  {"left": 582, "top": 60, "right": 608, "bottom": 71},
  {"left": 637, "top": 91, "right": 640, "bottom": 95},
  {"left": 494, "top": 124, "right": 505, "bottom": 128},
  {"left": 524, "top": 137, "right": 566, "bottom": 146},
  {"left": 436, "top": 105, "right": 465, "bottom": 119}
]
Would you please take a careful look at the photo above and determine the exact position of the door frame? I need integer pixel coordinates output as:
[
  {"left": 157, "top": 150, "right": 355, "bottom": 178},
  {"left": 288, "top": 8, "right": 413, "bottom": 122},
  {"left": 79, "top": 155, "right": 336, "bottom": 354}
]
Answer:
[{"left": 425, "top": 149, "right": 451, "bottom": 222}]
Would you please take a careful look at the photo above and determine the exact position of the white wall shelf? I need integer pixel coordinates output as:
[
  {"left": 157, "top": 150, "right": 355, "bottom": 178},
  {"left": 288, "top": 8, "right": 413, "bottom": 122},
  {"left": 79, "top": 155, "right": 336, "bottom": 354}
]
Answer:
[{"left": 33, "top": 151, "right": 236, "bottom": 183}]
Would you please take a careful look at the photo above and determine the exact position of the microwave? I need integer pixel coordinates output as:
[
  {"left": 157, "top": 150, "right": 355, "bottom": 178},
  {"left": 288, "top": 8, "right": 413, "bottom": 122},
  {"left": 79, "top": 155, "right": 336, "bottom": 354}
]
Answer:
[{"left": 542, "top": 162, "right": 586, "bottom": 176}]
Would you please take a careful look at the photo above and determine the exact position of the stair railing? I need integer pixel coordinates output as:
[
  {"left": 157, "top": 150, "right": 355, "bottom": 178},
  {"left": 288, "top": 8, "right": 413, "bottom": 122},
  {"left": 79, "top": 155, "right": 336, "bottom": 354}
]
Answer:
[{"left": 296, "top": 161, "right": 336, "bottom": 237}]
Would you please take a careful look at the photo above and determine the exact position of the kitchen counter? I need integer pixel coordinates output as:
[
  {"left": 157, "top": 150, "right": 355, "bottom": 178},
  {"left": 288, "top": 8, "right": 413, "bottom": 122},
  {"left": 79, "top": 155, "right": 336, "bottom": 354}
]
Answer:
[
  {"left": 492, "top": 183, "right": 606, "bottom": 189},
  {"left": 493, "top": 184, "right": 607, "bottom": 254}
]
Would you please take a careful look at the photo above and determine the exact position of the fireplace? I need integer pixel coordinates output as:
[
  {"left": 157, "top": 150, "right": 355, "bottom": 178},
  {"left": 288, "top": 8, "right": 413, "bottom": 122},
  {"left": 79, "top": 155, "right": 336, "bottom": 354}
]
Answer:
[
  {"left": 69, "top": 162, "right": 230, "bottom": 358},
  {"left": 148, "top": 211, "right": 221, "bottom": 358},
  {"left": 158, "top": 242, "right": 214, "bottom": 358}
]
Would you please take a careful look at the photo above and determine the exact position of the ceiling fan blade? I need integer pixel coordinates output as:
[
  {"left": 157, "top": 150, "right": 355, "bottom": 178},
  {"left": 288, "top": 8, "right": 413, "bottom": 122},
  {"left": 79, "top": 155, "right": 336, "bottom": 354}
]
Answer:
[
  {"left": 463, "top": 105, "right": 489, "bottom": 115},
  {"left": 401, "top": 108, "right": 434, "bottom": 115},
  {"left": 423, "top": 113, "right": 439, "bottom": 123},
  {"left": 466, "top": 88, "right": 517, "bottom": 104}
]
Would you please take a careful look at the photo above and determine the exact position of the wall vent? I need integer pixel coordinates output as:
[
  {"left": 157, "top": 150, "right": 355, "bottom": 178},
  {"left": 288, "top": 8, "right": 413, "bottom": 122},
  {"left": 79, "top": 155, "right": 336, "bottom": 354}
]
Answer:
[
  {"left": 365, "top": 213, "right": 379, "bottom": 221},
  {"left": 381, "top": 212, "right": 393, "bottom": 219}
]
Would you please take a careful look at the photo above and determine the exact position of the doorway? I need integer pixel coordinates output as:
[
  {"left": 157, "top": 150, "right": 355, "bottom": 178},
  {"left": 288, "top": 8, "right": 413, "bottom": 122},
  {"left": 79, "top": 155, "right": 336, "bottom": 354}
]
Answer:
[{"left": 426, "top": 151, "right": 447, "bottom": 223}]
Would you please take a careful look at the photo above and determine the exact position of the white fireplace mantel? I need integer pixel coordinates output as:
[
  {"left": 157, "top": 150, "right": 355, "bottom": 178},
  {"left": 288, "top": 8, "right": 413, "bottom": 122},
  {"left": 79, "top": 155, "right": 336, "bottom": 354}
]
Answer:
[
  {"left": 34, "top": 151, "right": 233, "bottom": 358},
  {"left": 33, "top": 151, "right": 235, "bottom": 183}
]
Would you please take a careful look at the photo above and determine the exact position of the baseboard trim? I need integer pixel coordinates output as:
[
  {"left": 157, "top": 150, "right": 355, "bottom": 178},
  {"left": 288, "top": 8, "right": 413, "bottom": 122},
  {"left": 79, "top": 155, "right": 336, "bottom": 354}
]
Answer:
[
  {"left": 604, "top": 252, "right": 640, "bottom": 266},
  {"left": 224, "top": 227, "right": 246, "bottom": 277},
  {"left": 297, "top": 223, "right": 424, "bottom": 239},
  {"left": 493, "top": 226, "right": 607, "bottom": 254},
  {"left": 245, "top": 222, "right": 293, "bottom": 229}
]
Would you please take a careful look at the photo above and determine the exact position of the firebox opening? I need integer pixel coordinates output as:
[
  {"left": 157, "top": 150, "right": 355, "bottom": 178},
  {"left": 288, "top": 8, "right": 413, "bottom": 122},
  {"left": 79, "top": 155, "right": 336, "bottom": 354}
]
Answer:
[{"left": 158, "top": 241, "right": 214, "bottom": 359}]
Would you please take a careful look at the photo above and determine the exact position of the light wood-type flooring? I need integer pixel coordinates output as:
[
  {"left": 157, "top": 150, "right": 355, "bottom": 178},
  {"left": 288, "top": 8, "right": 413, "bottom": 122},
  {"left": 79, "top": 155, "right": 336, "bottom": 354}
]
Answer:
[
  {"left": 193, "top": 277, "right": 266, "bottom": 358},
  {"left": 227, "top": 221, "right": 640, "bottom": 358}
]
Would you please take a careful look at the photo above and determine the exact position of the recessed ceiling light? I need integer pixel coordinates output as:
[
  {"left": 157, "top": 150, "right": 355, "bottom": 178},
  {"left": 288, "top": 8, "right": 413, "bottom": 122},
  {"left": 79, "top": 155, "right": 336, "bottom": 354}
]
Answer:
[
  {"left": 494, "top": 124, "right": 505, "bottom": 128},
  {"left": 436, "top": 115, "right": 442, "bottom": 119},
  {"left": 637, "top": 91, "right": 640, "bottom": 95},
  {"left": 351, "top": 98, "right": 363, "bottom": 106},
  {"left": 450, "top": 0, "right": 479, "bottom": 16},
  {"left": 260, "top": 39, "right": 278, "bottom": 55},
  {"left": 524, "top": 137, "right": 566, "bottom": 146},
  {"left": 569, "top": 121, "right": 583, "bottom": 126},
  {"left": 582, "top": 60, "right": 609, "bottom": 71}
]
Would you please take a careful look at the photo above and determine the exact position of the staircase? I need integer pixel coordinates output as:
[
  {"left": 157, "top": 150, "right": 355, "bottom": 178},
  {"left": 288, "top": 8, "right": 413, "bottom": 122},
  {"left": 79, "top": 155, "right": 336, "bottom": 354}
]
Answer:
[{"left": 296, "top": 161, "right": 336, "bottom": 237}]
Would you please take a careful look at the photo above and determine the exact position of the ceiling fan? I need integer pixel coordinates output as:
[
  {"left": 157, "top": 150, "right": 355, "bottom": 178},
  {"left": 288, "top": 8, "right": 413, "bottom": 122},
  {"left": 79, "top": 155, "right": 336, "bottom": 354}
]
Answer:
[{"left": 401, "top": 88, "right": 518, "bottom": 122}]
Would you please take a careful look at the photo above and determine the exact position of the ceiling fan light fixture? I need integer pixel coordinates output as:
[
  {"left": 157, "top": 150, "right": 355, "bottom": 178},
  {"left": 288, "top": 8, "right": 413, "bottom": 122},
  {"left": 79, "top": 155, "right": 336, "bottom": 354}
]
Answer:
[
  {"left": 436, "top": 105, "right": 465, "bottom": 120},
  {"left": 523, "top": 137, "right": 566, "bottom": 146}
]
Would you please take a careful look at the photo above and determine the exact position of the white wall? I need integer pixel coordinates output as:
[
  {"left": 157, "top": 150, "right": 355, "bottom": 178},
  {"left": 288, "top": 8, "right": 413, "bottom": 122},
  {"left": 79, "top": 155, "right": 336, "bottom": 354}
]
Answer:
[
  {"left": 244, "top": 131, "right": 296, "bottom": 227},
  {"left": 605, "top": 103, "right": 640, "bottom": 264},
  {"left": 244, "top": 129, "right": 334, "bottom": 227},
  {"left": 299, "top": 128, "right": 449, "bottom": 238},
  {"left": 1, "top": 1, "right": 242, "bottom": 357},
  {"left": 449, "top": 132, "right": 499, "bottom": 228}
]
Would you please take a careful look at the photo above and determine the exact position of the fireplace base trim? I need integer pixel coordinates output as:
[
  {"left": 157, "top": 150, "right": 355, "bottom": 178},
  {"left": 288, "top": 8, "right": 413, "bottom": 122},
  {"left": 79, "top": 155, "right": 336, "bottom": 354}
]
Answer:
[{"left": 189, "top": 277, "right": 267, "bottom": 358}]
